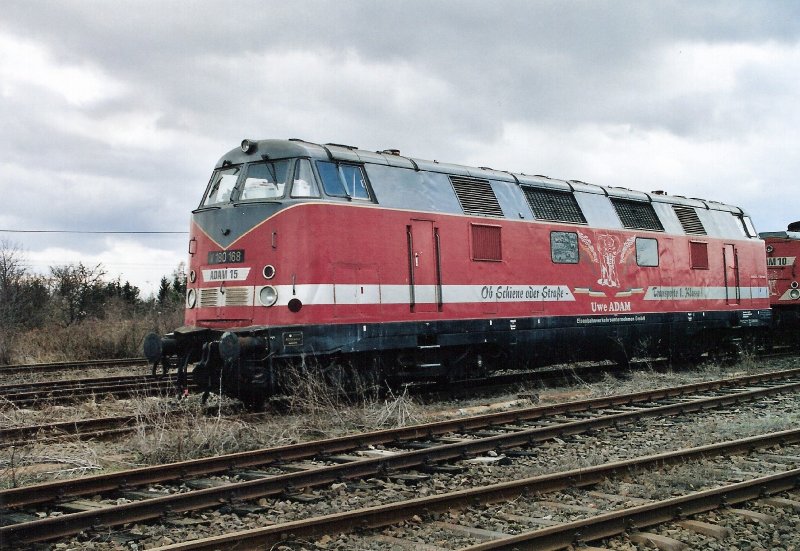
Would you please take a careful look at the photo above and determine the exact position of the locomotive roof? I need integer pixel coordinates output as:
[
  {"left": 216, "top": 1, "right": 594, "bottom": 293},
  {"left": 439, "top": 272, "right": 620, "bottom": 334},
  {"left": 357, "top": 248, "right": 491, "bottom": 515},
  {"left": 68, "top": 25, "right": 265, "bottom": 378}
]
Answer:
[
  {"left": 216, "top": 138, "right": 746, "bottom": 216},
  {"left": 760, "top": 221, "right": 800, "bottom": 239},
  {"left": 760, "top": 230, "right": 800, "bottom": 239}
]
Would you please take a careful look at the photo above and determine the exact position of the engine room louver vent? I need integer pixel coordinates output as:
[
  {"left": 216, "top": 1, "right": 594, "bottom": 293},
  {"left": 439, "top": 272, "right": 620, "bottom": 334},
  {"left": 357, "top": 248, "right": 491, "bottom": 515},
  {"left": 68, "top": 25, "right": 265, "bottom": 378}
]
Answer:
[
  {"left": 611, "top": 199, "right": 665, "bottom": 232},
  {"left": 224, "top": 287, "right": 252, "bottom": 306},
  {"left": 449, "top": 176, "right": 504, "bottom": 217},
  {"left": 199, "top": 288, "right": 219, "bottom": 308},
  {"left": 522, "top": 187, "right": 587, "bottom": 224},
  {"left": 673, "top": 206, "right": 707, "bottom": 235}
]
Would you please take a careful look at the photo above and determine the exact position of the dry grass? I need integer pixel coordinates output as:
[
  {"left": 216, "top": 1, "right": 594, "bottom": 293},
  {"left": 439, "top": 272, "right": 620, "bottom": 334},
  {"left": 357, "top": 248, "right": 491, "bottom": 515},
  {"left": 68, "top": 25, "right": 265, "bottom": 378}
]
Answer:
[
  {"left": 281, "top": 360, "right": 420, "bottom": 435},
  {"left": 130, "top": 393, "right": 268, "bottom": 464},
  {"left": 5, "top": 302, "right": 183, "bottom": 364},
  {"left": 0, "top": 438, "right": 101, "bottom": 489}
]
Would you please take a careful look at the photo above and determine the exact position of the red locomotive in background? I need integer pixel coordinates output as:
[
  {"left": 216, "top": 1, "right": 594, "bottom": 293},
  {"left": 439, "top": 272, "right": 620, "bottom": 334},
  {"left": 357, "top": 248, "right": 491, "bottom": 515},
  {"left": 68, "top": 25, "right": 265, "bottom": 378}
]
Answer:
[
  {"left": 145, "top": 139, "right": 774, "bottom": 405},
  {"left": 761, "top": 221, "right": 800, "bottom": 342}
]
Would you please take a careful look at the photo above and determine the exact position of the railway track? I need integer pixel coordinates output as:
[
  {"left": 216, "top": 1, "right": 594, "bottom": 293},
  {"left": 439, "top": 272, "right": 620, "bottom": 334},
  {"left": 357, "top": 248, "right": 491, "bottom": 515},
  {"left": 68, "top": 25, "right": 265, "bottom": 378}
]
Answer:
[
  {"left": 0, "top": 374, "right": 184, "bottom": 407},
  {"left": 152, "top": 429, "right": 800, "bottom": 550},
  {"left": 2, "top": 365, "right": 800, "bottom": 546},
  {"left": 0, "top": 360, "right": 624, "bottom": 445},
  {"left": 0, "top": 357, "right": 148, "bottom": 376}
]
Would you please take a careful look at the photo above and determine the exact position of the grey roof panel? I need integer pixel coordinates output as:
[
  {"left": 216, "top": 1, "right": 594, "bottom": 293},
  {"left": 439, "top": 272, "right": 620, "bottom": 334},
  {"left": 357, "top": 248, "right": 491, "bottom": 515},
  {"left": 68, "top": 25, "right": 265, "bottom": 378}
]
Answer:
[
  {"left": 649, "top": 194, "right": 707, "bottom": 208},
  {"left": 517, "top": 176, "right": 572, "bottom": 192},
  {"left": 605, "top": 187, "right": 650, "bottom": 201},
  {"left": 567, "top": 180, "right": 606, "bottom": 195},
  {"left": 412, "top": 159, "right": 472, "bottom": 176},
  {"left": 217, "top": 138, "right": 747, "bottom": 216},
  {"left": 465, "top": 167, "right": 516, "bottom": 182},
  {"left": 215, "top": 139, "right": 328, "bottom": 167},
  {"left": 324, "top": 144, "right": 362, "bottom": 163}
]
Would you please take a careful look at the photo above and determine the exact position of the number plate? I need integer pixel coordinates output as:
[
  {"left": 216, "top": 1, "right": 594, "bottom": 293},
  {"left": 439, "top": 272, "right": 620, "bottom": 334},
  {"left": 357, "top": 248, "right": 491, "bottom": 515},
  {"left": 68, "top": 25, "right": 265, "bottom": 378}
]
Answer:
[
  {"left": 283, "top": 331, "right": 304, "bottom": 347},
  {"left": 207, "top": 249, "right": 245, "bottom": 264}
]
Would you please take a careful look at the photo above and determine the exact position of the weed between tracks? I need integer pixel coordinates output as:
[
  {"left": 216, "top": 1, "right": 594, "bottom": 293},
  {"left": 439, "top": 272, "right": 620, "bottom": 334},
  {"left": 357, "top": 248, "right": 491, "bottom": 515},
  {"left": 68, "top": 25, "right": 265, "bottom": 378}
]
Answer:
[
  {"left": 129, "top": 365, "right": 419, "bottom": 465},
  {"left": 282, "top": 361, "right": 419, "bottom": 434},
  {"left": 0, "top": 439, "right": 101, "bottom": 489}
]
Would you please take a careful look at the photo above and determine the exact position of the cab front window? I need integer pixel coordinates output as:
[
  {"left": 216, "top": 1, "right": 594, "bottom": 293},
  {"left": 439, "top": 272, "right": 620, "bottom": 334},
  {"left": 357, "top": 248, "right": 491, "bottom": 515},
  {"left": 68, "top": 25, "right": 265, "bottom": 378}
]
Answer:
[
  {"left": 203, "top": 167, "right": 240, "bottom": 206},
  {"left": 239, "top": 160, "right": 291, "bottom": 200}
]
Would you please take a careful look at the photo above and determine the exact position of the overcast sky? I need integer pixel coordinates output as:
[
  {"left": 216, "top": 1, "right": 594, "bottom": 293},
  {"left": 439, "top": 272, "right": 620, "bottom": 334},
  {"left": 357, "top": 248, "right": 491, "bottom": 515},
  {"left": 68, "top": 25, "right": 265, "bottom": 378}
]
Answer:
[{"left": 2, "top": 1, "right": 799, "bottom": 296}]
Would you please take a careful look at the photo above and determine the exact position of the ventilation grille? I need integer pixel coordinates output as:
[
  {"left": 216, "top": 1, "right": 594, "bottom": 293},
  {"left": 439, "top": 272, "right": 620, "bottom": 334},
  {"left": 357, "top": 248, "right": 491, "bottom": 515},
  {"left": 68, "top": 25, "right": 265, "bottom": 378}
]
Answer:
[
  {"left": 450, "top": 176, "right": 504, "bottom": 217},
  {"left": 611, "top": 199, "right": 664, "bottom": 231},
  {"left": 522, "top": 187, "right": 586, "bottom": 223},
  {"left": 471, "top": 224, "right": 502, "bottom": 261},
  {"left": 199, "top": 288, "right": 219, "bottom": 308},
  {"left": 224, "top": 287, "right": 252, "bottom": 306},
  {"left": 673, "top": 206, "right": 706, "bottom": 235},
  {"left": 198, "top": 287, "right": 253, "bottom": 307}
]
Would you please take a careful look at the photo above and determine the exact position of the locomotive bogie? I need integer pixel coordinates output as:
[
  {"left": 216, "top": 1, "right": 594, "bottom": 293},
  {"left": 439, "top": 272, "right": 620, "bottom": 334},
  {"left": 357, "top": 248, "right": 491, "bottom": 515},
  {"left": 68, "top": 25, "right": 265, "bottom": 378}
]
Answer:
[{"left": 145, "top": 139, "right": 775, "bottom": 403}]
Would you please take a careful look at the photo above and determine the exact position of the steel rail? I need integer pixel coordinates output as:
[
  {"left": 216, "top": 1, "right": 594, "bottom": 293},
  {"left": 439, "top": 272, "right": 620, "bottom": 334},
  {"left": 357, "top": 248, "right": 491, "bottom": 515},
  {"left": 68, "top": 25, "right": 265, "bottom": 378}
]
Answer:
[
  {"left": 0, "top": 358, "right": 148, "bottom": 375},
  {"left": 0, "top": 369, "right": 800, "bottom": 507},
  {"left": 0, "top": 374, "right": 174, "bottom": 393},
  {"left": 2, "top": 383, "right": 180, "bottom": 407},
  {"left": 463, "top": 470, "right": 800, "bottom": 550},
  {"left": 0, "top": 416, "right": 140, "bottom": 447},
  {"left": 0, "top": 375, "right": 182, "bottom": 406},
  {"left": 150, "top": 429, "right": 800, "bottom": 550},
  {"left": 3, "top": 377, "right": 800, "bottom": 544},
  {"left": 3, "top": 366, "right": 799, "bottom": 510}
]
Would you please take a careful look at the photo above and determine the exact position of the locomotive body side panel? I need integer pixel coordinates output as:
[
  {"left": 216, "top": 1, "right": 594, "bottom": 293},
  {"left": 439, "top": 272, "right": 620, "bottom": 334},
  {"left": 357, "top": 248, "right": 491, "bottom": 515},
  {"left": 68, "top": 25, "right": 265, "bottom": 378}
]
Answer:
[{"left": 184, "top": 200, "right": 769, "bottom": 358}]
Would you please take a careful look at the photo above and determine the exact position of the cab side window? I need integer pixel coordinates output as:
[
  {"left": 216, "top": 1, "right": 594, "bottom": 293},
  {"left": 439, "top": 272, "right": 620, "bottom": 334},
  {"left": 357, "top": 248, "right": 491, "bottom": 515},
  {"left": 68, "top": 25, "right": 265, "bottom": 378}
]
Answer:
[
  {"left": 340, "top": 164, "right": 369, "bottom": 199},
  {"left": 291, "top": 159, "right": 321, "bottom": 198},
  {"left": 316, "top": 161, "right": 371, "bottom": 200}
]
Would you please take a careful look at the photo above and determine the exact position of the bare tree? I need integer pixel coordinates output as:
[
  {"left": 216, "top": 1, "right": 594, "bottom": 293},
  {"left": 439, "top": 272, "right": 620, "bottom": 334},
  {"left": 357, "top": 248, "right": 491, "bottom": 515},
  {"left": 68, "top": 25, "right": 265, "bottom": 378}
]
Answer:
[
  {"left": 0, "top": 240, "right": 47, "bottom": 362},
  {"left": 50, "top": 262, "right": 107, "bottom": 326},
  {"left": 0, "top": 239, "right": 27, "bottom": 326}
]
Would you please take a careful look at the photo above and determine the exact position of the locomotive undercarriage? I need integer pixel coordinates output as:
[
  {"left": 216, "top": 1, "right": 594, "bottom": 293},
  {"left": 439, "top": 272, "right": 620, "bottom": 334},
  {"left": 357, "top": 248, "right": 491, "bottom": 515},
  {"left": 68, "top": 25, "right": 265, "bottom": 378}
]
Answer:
[{"left": 144, "top": 309, "right": 771, "bottom": 408}]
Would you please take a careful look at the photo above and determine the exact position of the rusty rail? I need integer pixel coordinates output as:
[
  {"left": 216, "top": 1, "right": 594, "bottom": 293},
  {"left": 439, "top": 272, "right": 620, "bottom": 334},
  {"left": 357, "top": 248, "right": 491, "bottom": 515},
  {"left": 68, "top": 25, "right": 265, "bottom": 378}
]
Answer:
[
  {"left": 3, "top": 374, "right": 800, "bottom": 544},
  {"left": 4, "top": 365, "right": 799, "bottom": 510},
  {"left": 152, "top": 429, "right": 800, "bottom": 550},
  {"left": 0, "top": 358, "right": 148, "bottom": 375}
]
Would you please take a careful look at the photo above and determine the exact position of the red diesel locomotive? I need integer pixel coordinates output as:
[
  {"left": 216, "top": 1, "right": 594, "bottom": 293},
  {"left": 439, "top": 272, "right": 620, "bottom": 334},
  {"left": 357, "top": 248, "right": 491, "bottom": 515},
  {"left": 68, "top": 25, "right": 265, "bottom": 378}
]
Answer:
[
  {"left": 144, "top": 139, "right": 771, "bottom": 404},
  {"left": 761, "top": 222, "right": 800, "bottom": 342}
]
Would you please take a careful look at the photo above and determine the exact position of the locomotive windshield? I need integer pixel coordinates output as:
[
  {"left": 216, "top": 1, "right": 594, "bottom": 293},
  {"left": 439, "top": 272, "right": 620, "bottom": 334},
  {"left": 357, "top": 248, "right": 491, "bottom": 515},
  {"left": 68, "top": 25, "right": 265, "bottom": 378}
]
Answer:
[
  {"left": 203, "top": 166, "right": 240, "bottom": 206},
  {"left": 240, "top": 160, "right": 291, "bottom": 200},
  {"left": 201, "top": 158, "right": 368, "bottom": 206}
]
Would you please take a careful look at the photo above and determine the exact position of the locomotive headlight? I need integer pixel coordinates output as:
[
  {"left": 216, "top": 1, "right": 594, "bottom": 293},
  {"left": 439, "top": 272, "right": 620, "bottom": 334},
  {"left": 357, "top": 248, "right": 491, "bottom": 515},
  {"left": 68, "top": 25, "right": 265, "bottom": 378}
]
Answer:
[
  {"left": 791, "top": 289, "right": 800, "bottom": 300},
  {"left": 263, "top": 264, "right": 276, "bottom": 279},
  {"left": 186, "top": 288, "right": 197, "bottom": 308},
  {"left": 241, "top": 139, "right": 256, "bottom": 153},
  {"left": 189, "top": 270, "right": 196, "bottom": 283},
  {"left": 258, "top": 285, "right": 278, "bottom": 307}
]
